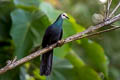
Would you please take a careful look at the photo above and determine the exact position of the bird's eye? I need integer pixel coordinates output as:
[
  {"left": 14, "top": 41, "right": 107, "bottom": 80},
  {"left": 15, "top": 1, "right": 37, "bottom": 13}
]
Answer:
[{"left": 63, "top": 15, "right": 65, "bottom": 16}]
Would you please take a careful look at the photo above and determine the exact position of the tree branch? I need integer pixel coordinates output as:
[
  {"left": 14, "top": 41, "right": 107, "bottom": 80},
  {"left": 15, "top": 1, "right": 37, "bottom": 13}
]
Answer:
[
  {"left": 1, "top": 2, "right": 120, "bottom": 75},
  {"left": 64, "top": 13, "right": 120, "bottom": 43}
]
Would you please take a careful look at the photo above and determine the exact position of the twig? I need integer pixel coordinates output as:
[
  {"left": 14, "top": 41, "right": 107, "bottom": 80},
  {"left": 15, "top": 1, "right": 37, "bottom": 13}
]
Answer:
[
  {"left": 83, "top": 25, "right": 120, "bottom": 38},
  {"left": 105, "top": 0, "right": 112, "bottom": 19},
  {"left": 109, "top": 1, "right": 120, "bottom": 18}
]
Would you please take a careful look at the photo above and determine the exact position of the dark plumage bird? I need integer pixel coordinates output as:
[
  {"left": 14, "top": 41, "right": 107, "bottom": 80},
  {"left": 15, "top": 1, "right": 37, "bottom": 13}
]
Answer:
[{"left": 40, "top": 13, "right": 69, "bottom": 76}]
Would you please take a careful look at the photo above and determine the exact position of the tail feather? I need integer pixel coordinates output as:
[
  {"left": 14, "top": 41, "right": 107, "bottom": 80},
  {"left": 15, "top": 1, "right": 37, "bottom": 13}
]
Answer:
[{"left": 40, "top": 50, "right": 53, "bottom": 76}]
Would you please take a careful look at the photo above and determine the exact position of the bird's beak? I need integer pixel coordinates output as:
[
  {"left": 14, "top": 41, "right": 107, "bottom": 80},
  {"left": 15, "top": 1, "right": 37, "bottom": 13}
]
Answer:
[{"left": 66, "top": 16, "right": 69, "bottom": 19}]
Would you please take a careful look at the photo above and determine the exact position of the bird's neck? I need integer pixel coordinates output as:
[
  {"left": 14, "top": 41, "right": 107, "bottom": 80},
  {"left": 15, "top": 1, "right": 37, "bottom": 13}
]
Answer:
[{"left": 54, "top": 16, "right": 63, "bottom": 27}]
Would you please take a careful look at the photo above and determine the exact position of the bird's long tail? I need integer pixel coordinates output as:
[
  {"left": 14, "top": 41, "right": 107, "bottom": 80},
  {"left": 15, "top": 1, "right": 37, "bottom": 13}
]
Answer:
[{"left": 40, "top": 50, "right": 53, "bottom": 76}]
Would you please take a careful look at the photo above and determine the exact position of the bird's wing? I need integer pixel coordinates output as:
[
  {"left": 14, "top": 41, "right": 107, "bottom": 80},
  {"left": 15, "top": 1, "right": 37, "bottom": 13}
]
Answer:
[
  {"left": 59, "top": 29, "right": 63, "bottom": 40},
  {"left": 42, "top": 27, "right": 52, "bottom": 48},
  {"left": 42, "top": 26, "right": 63, "bottom": 48}
]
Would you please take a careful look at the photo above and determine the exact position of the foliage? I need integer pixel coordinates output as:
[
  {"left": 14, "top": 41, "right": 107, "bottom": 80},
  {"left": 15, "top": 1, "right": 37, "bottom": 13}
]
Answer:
[{"left": 0, "top": 0, "right": 120, "bottom": 80}]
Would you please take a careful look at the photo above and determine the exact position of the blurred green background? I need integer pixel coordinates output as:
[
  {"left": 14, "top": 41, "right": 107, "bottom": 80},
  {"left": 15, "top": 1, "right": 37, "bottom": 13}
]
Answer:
[{"left": 0, "top": 0, "right": 120, "bottom": 80}]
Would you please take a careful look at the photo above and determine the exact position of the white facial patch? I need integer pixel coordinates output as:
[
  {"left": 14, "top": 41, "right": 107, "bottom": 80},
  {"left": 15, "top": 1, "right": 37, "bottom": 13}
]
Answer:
[{"left": 61, "top": 13, "right": 68, "bottom": 19}]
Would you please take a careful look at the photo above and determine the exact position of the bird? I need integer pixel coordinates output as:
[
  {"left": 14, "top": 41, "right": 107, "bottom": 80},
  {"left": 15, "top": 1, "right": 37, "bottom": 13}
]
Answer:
[{"left": 40, "top": 13, "right": 69, "bottom": 76}]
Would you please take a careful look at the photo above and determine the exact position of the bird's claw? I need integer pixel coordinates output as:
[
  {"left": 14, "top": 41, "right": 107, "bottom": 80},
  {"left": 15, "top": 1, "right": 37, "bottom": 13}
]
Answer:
[{"left": 57, "top": 40, "right": 64, "bottom": 47}]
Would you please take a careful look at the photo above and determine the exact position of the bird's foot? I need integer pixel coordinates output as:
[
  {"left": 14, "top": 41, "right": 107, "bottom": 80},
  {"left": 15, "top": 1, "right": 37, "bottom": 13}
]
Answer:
[{"left": 57, "top": 40, "right": 64, "bottom": 47}]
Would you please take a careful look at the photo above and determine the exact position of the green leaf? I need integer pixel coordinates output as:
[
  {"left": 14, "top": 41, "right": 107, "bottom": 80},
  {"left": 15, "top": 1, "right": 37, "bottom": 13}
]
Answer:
[
  {"left": 77, "top": 66, "right": 101, "bottom": 80},
  {"left": 47, "top": 70, "right": 66, "bottom": 80},
  {"left": 65, "top": 50, "right": 85, "bottom": 68},
  {"left": 109, "top": 67, "right": 120, "bottom": 80},
  {"left": 0, "top": 2, "right": 14, "bottom": 40},
  {"left": 10, "top": 9, "right": 50, "bottom": 59},
  {"left": 65, "top": 50, "right": 102, "bottom": 80},
  {"left": 68, "top": 15, "right": 85, "bottom": 33},
  {"left": 0, "top": 68, "right": 20, "bottom": 80},
  {"left": 47, "top": 56, "right": 80, "bottom": 80},
  {"left": 33, "top": 68, "right": 46, "bottom": 80},
  {"left": 54, "top": 44, "right": 70, "bottom": 58},
  {"left": 39, "top": 2, "right": 60, "bottom": 22},
  {"left": 13, "top": 0, "right": 40, "bottom": 11},
  {"left": 81, "top": 39, "right": 109, "bottom": 77}
]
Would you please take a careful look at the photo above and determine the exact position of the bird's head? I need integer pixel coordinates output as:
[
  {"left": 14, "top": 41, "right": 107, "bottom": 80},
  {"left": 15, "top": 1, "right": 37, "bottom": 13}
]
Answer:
[{"left": 61, "top": 13, "right": 69, "bottom": 19}]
